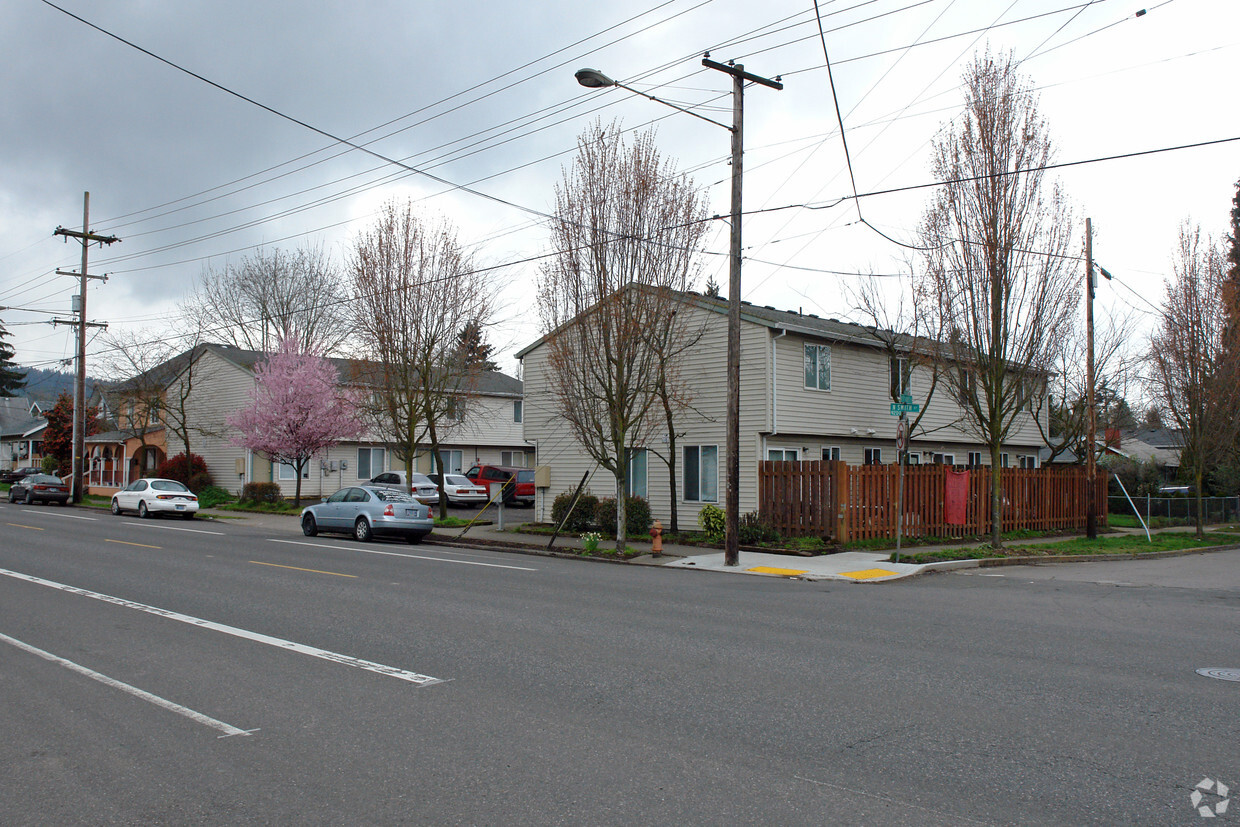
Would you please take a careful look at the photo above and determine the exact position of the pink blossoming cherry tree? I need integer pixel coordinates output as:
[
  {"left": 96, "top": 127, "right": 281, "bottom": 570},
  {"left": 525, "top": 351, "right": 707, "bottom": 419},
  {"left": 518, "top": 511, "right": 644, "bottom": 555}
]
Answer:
[{"left": 228, "top": 334, "right": 362, "bottom": 506}]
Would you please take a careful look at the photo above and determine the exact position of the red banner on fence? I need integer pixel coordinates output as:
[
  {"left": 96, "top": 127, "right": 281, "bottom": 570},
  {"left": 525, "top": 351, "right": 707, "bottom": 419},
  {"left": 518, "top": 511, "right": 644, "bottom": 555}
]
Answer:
[{"left": 945, "top": 468, "right": 969, "bottom": 525}]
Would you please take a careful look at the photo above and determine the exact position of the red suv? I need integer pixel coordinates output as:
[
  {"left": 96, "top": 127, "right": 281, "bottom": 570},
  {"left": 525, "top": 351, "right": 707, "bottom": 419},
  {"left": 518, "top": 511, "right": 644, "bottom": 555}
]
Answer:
[{"left": 464, "top": 465, "right": 535, "bottom": 507}]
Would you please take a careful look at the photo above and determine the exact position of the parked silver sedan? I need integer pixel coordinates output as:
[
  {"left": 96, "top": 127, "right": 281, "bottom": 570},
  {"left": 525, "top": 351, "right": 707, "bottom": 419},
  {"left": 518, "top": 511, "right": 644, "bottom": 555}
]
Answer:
[{"left": 300, "top": 485, "right": 434, "bottom": 544}]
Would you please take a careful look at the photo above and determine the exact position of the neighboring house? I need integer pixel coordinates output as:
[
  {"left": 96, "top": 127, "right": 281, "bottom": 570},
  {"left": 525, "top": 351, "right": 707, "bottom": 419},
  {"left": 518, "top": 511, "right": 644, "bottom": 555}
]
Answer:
[
  {"left": 518, "top": 290, "right": 1050, "bottom": 526},
  {"left": 160, "top": 343, "right": 529, "bottom": 499},
  {"left": 0, "top": 396, "right": 48, "bottom": 471},
  {"left": 1106, "top": 427, "right": 1183, "bottom": 478}
]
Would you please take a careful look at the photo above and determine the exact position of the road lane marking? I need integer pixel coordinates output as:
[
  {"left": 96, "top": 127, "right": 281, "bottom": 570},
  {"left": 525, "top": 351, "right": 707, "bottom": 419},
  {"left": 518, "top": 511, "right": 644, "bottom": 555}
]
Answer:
[
  {"left": 127, "top": 522, "right": 224, "bottom": 536},
  {"left": 5, "top": 523, "right": 43, "bottom": 531},
  {"left": 250, "top": 561, "right": 356, "bottom": 578},
  {"left": 18, "top": 509, "right": 96, "bottom": 521},
  {"left": 270, "top": 539, "right": 537, "bottom": 571},
  {"left": 105, "top": 539, "right": 162, "bottom": 549},
  {"left": 0, "top": 631, "right": 253, "bottom": 738},
  {"left": 0, "top": 567, "right": 441, "bottom": 686}
]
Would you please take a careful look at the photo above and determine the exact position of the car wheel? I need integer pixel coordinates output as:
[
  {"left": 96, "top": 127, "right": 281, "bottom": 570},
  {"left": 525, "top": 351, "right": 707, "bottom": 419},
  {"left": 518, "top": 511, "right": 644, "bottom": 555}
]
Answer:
[
  {"left": 353, "top": 517, "right": 372, "bottom": 542},
  {"left": 301, "top": 513, "right": 318, "bottom": 537},
  {"left": 406, "top": 533, "right": 424, "bottom": 545},
  {"left": 111, "top": 499, "right": 122, "bottom": 515},
  {"left": 138, "top": 501, "right": 150, "bottom": 518}
]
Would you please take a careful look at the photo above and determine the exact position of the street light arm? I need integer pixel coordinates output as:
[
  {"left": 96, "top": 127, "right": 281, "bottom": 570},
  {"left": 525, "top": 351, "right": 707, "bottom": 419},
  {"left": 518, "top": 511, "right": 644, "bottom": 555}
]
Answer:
[{"left": 611, "top": 81, "right": 733, "bottom": 132}]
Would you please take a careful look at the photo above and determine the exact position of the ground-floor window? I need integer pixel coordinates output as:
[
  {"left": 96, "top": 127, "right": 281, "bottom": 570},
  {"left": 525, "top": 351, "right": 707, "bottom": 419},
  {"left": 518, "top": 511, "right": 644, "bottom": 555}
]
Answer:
[
  {"left": 1000, "top": 453, "right": 1010, "bottom": 468},
  {"left": 357, "top": 447, "right": 385, "bottom": 479},
  {"left": 822, "top": 446, "right": 841, "bottom": 461},
  {"left": 501, "top": 451, "right": 527, "bottom": 467},
  {"left": 683, "top": 445, "right": 718, "bottom": 503},
  {"left": 434, "top": 450, "right": 463, "bottom": 474},
  {"left": 933, "top": 453, "right": 955, "bottom": 466},
  {"left": 1019, "top": 454, "right": 1039, "bottom": 469},
  {"left": 905, "top": 453, "right": 920, "bottom": 465},
  {"left": 864, "top": 447, "right": 883, "bottom": 465},
  {"left": 279, "top": 461, "right": 310, "bottom": 480},
  {"left": 968, "top": 451, "right": 982, "bottom": 466},
  {"left": 625, "top": 447, "right": 647, "bottom": 499},
  {"left": 767, "top": 448, "right": 798, "bottom": 462}
]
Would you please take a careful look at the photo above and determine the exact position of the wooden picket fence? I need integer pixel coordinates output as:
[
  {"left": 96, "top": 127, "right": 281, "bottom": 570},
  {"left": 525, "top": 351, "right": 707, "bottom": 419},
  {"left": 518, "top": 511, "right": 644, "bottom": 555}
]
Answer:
[{"left": 759, "top": 460, "right": 1107, "bottom": 541}]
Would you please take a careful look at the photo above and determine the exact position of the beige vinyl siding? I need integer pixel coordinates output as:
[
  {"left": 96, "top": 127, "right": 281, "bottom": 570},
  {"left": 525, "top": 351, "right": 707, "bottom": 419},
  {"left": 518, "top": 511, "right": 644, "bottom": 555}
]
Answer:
[{"left": 165, "top": 350, "right": 255, "bottom": 495}]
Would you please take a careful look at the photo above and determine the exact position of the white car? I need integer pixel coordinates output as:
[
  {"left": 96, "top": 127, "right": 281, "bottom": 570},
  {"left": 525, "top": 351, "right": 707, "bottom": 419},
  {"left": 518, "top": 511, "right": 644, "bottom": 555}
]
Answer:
[
  {"left": 111, "top": 478, "right": 199, "bottom": 519},
  {"left": 428, "top": 473, "right": 489, "bottom": 507},
  {"left": 367, "top": 470, "right": 440, "bottom": 505}
]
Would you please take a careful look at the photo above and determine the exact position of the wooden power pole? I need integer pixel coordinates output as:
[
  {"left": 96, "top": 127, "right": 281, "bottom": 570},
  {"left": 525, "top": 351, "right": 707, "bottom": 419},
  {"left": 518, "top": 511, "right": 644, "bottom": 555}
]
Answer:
[
  {"left": 1085, "top": 217, "right": 1096, "bottom": 539},
  {"left": 54, "top": 192, "right": 117, "bottom": 503}
]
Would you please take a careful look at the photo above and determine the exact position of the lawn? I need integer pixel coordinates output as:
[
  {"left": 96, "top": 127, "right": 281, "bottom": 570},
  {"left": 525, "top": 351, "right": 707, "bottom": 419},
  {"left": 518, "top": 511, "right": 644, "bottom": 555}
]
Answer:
[{"left": 893, "top": 531, "right": 1240, "bottom": 564}]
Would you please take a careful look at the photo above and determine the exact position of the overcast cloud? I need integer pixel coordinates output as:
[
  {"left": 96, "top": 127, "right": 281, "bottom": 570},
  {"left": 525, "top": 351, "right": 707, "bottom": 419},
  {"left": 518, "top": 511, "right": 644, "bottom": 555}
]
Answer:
[{"left": 2, "top": 0, "right": 1236, "bottom": 389}]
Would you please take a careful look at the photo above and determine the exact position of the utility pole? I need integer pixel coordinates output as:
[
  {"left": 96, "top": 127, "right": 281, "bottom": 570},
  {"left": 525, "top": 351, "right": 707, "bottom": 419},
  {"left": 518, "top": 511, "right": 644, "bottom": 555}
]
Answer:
[
  {"left": 702, "top": 56, "right": 782, "bottom": 568},
  {"left": 54, "top": 192, "right": 118, "bottom": 503},
  {"left": 1085, "top": 217, "right": 1096, "bottom": 539}
]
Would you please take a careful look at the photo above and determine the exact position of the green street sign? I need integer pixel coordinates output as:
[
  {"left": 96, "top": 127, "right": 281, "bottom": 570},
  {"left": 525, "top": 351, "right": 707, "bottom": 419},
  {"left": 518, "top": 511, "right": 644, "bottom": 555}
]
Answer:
[
  {"left": 900, "top": 394, "right": 914, "bottom": 405},
  {"left": 890, "top": 402, "right": 920, "bottom": 415}
]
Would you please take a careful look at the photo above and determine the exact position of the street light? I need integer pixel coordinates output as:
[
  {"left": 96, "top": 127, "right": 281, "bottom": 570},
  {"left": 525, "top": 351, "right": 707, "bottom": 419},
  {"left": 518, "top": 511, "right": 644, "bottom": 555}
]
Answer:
[{"left": 576, "top": 58, "right": 781, "bottom": 567}]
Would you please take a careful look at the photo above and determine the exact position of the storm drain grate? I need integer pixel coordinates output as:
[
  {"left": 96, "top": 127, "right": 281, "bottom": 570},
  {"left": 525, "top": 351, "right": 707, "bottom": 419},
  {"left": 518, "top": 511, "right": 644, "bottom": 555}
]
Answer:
[{"left": 1196, "top": 668, "right": 1240, "bottom": 682}]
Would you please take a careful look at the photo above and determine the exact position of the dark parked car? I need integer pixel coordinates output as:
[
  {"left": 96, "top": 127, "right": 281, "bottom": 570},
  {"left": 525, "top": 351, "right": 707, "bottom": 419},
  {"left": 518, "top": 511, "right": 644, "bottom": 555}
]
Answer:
[
  {"left": 300, "top": 485, "right": 434, "bottom": 544},
  {"left": 8, "top": 474, "right": 71, "bottom": 505},
  {"left": 2, "top": 466, "right": 43, "bottom": 485},
  {"left": 464, "top": 465, "right": 535, "bottom": 506}
]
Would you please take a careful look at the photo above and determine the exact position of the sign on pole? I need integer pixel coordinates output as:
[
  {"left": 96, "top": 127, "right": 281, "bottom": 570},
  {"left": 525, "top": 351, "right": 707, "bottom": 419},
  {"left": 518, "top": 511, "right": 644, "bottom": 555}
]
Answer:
[{"left": 890, "top": 401, "right": 920, "bottom": 415}]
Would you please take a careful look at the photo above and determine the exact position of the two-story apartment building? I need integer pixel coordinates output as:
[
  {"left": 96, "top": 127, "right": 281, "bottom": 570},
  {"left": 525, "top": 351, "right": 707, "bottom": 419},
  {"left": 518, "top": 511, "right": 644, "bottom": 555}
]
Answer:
[
  {"left": 162, "top": 343, "right": 530, "bottom": 499},
  {"left": 518, "top": 290, "right": 1049, "bottom": 526}
]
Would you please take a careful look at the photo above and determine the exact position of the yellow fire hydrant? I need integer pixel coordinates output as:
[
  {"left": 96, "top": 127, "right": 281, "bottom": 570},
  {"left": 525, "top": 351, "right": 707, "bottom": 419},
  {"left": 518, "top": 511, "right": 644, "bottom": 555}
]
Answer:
[{"left": 649, "top": 520, "right": 663, "bottom": 556}]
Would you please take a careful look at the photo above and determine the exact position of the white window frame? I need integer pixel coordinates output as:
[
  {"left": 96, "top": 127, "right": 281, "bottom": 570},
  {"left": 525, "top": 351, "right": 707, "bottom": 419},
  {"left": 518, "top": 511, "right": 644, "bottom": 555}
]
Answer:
[
  {"left": 683, "top": 445, "right": 719, "bottom": 503},
  {"left": 968, "top": 451, "right": 982, "bottom": 466},
  {"left": 1000, "top": 453, "right": 1010, "bottom": 468},
  {"left": 804, "top": 344, "right": 832, "bottom": 392},
  {"left": 500, "top": 451, "right": 526, "bottom": 467},
  {"left": 822, "top": 446, "right": 841, "bottom": 461},
  {"left": 625, "top": 447, "right": 647, "bottom": 499},
  {"left": 767, "top": 448, "right": 798, "bottom": 462},
  {"left": 905, "top": 453, "right": 920, "bottom": 465},
  {"left": 890, "top": 355, "right": 912, "bottom": 399},
  {"left": 1019, "top": 454, "right": 1039, "bottom": 469},
  {"left": 433, "top": 450, "right": 463, "bottom": 474},
  {"left": 513, "top": 400, "right": 523, "bottom": 423},
  {"left": 279, "top": 460, "right": 309, "bottom": 480},
  {"left": 357, "top": 447, "right": 385, "bottom": 480},
  {"left": 864, "top": 447, "right": 883, "bottom": 466},
  {"left": 933, "top": 453, "right": 955, "bottom": 466}
]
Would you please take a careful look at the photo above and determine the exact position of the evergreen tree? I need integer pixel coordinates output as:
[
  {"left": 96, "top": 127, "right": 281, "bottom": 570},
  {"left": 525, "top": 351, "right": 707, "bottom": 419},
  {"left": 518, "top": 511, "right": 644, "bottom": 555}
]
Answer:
[
  {"left": 456, "top": 320, "right": 499, "bottom": 372},
  {"left": 0, "top": 320, "right": 27, "bottom": 397}
]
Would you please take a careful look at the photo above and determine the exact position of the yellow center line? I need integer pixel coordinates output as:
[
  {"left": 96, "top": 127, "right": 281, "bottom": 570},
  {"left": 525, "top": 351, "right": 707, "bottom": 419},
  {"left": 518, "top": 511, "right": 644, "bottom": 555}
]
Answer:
[
  {"left": 250, "top": 561, "right": 357, "bottom": 579},
  {"left": 105, "top": 539, "right": 162, "bottom": 549},
  {"left": 6, "top": 523, "right": 43, "bottom": 531}
]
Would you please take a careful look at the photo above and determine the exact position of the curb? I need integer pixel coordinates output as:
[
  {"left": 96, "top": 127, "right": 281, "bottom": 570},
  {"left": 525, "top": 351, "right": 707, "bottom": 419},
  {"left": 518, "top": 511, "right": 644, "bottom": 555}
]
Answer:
[{"left": 905, "top": 542, "right": 1240, "bottom": 571}]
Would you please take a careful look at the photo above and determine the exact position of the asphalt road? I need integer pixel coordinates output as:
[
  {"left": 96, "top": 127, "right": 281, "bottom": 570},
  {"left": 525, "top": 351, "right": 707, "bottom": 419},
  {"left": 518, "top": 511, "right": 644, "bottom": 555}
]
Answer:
[{"left": 1, "top": 502, "right": 1236, "bottom": 825}]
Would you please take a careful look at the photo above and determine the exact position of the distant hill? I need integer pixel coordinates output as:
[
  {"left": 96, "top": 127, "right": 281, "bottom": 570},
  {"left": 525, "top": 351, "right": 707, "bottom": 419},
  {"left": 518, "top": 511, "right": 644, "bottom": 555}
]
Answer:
[{"left": 12, "top": 366, "right": 108, "bottom": 404}]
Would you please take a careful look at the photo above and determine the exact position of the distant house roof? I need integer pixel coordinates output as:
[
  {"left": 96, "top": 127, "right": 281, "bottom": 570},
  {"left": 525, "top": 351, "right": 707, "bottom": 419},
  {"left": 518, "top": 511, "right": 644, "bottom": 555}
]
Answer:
[
  {"left": 164, "top": 343, "right": 523, "bottom": 398},
  {"left": 1114, "top": 427, "right": 1182, "bottom": 467},
  {"left": 0, "top": 396, "right": 46, "bottom": 439}
]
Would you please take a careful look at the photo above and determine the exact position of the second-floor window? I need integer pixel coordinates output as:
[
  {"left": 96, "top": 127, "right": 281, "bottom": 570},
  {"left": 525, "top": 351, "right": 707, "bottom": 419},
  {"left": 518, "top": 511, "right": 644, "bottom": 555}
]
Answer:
[
  {"left": 890, "top": 355, "right": 912, "bottom": 400},
  {"left": 513, "top": 400, "right": 523, "bottom": 423},
  {"left": 804, "top": 344, "right": 831, "bottom": 391}
]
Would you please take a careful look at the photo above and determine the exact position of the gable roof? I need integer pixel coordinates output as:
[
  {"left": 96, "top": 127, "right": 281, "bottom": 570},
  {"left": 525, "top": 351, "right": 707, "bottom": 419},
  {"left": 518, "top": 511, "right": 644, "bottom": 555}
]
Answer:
[{"left": 163, "top": 343, "right": 524, "bottom": 398}]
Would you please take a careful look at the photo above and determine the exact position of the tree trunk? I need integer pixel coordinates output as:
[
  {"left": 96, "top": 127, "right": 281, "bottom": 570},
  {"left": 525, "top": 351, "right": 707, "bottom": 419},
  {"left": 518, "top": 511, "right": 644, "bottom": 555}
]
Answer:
[
  {"left": 615, "top": 474, "right": 627, "bottom": 554},
  {"left": 664, "top": 404, "right": 679, "bottom": 533},
  {"left": 1194, "top": 466, "right": 1205, "bottom": 539},
  {"left": 293, "top": 458, "right": 304, "bottom": 507},
  {"left": 990, "top": 445, "right": 1003, "bottom": 548}
]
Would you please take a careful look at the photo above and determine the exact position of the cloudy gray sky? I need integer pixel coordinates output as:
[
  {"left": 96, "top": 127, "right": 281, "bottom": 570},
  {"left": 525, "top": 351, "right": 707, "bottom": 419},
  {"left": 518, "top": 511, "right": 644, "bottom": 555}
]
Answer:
[{"left": 2, "top": 0, "right": 1236, "bottom": 387}]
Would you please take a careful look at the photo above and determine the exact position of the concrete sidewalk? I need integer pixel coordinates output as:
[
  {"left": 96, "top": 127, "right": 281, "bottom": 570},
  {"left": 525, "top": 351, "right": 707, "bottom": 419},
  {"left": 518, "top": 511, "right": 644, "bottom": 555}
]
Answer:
[{"left": 199, "top": 507, "right": 1239, "bottom": 584}]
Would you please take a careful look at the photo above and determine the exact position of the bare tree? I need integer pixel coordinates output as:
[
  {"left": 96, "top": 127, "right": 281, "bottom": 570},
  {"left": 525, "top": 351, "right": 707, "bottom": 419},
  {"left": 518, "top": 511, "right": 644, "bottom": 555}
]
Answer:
[
  {"left": 1034, "top": 314, "right": 1136, "bottom": 463},
  {"left": 189, "top": 245, "right": 351, "bottom": 354},
  {"left": 915, "top": 50, "right": 1079, "bottom": 547},
  {"left": 848, "top": 277, "right": 945, "bottom": 447},
  {"left": 98, "top": 329, "right": 181, "bottom": 473},
  {"left": 1148, "top": 224, "right": 1240, "bottom": 537},
  {"left": 349, "top": 200, "right": 496, "bottom": 509},
  {"left": 537, "top": 121, "right": 709, "bottom": 550}
]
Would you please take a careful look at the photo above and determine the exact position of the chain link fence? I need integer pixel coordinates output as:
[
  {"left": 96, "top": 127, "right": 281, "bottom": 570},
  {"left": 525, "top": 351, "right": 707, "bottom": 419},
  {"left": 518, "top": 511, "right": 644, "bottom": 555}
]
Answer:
[{"left": 1108, "top": 495, "right": 1240, "bottom": 525}]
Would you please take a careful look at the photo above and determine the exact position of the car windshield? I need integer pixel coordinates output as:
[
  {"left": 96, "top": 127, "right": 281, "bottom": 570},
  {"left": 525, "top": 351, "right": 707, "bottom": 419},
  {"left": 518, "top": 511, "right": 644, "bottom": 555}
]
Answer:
[
  {"left": 151, "top": 480, "right": 190, "bottom": 492},
  {"left": 517, "top": 470, "right": 534, "bottom": 482},
  {"left": 370, "top": 488, "right": 415, "bottom": 502}
]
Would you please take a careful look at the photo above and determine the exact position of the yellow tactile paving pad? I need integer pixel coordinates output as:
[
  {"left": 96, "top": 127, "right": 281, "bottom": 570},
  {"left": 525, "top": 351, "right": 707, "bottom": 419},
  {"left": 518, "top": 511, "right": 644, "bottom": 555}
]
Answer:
[
  {"left": 838, "top": 568, "right": 899, "bottom": 580},
  {"left": 746, "top": 566, "right": 808, "bottom": 577}
]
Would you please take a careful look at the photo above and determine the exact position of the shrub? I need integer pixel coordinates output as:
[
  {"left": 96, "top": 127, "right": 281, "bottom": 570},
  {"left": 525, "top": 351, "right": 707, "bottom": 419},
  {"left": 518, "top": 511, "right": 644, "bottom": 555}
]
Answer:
[
  {"left": 196, "top": 485, "right": 234, "bottom": 509},
  {"left": 737, "top": 511, "right": 780, "bottom": 544},
  {"left": 41, "top": 456, "right": 60, "bottom": 475},
  {"left": 698, "top": 504, "right": 725, "bottom": 541},
  {"left": 551, "top": 491, "right": 598, "bottom": 533},
  {"left": 240, "top": 482, "right": 283, "bottom": 504},
  {"left": 157, "top": 453, "right": 212, "bottom": 490},
  {"left": 594, "top": 496, "right": 652, "bottom": 537}
]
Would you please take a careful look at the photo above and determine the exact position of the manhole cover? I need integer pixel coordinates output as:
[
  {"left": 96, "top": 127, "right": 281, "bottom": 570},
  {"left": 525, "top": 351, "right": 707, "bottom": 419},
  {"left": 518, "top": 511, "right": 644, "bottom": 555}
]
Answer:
[{"left": 1196, "top": 668, "right": 1240, "bottom": 682}]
